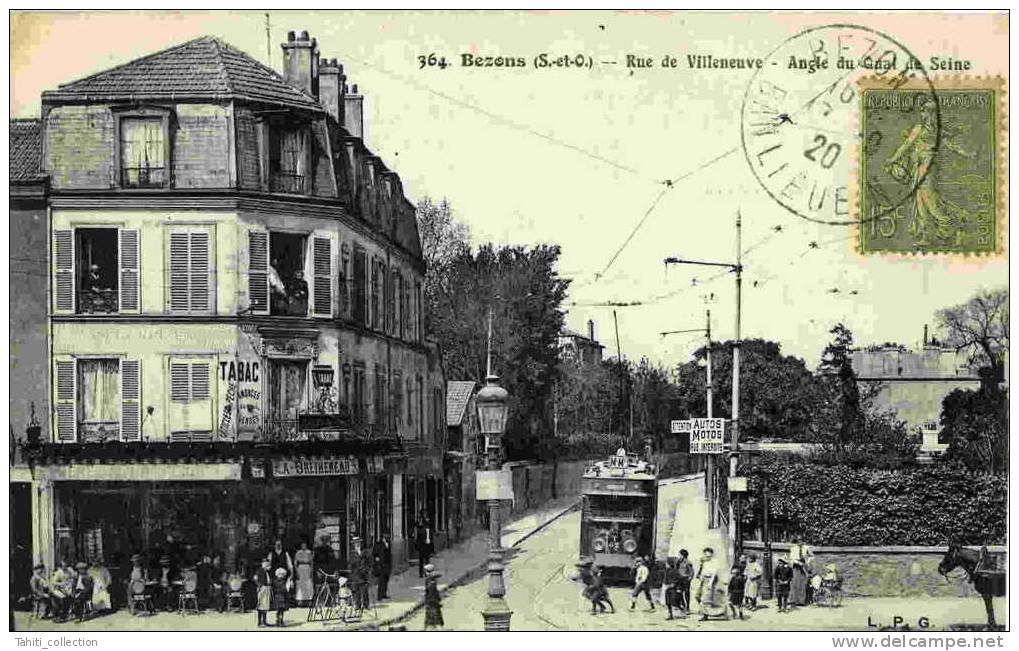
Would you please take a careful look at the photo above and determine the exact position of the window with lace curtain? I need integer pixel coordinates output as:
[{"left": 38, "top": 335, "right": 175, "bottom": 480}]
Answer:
[{"left": 120, "top": 117, "right": 167, "bottom": 188}]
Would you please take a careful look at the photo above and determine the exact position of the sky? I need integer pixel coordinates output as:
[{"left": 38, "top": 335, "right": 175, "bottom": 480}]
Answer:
[{"left": 10, "top": 10, "right": 1009, "bottom": 368}]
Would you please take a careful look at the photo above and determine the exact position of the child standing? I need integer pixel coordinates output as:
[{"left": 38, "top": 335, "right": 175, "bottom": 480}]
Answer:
[
  {"left": 271, "top": 567, "right": 289, "bottom": 627},
  {"left": 727, "top": 566, "right": 746, "bottom": 620},
  {"left": 254, "top": 557, "right": 272, "bottom": 627},
  {"left": 744, "top": 554, "right": 763, "bottom": 610},
  {"left": 774, "top": 558, "right": 793, "bottom": 613},
  {"left": 629, "top": 558, "right": 655, "bottom": 612}
]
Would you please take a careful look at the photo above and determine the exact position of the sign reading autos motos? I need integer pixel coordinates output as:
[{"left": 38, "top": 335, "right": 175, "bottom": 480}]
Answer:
[{"left": 671, "top": 418, "right": 726, "bottom": 453}]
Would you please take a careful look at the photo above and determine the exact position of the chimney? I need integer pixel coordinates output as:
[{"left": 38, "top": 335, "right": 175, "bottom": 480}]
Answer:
[
  {"left": 587, "top": 319, "right": 596, "bottom": 342},
  {"left": 281, "top": 30, "right": 319, "bottom": 96},
  {"left": 318, "top": 58, "right": 346, "bottom": 124},
  {"left": 344, "top": 82, "right": 364, "bottom": 139}
]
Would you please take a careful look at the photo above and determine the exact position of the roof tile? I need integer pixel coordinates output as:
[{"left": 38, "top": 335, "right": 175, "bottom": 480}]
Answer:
[
  {"left": 10, "top": 119, "right": 44, "bottom": 182},
  {"left": 446, "top": 381, "right": 476, "bottom": 428},
  {"left": 43, "top": 36, "right": 319, "bottom": 110}
]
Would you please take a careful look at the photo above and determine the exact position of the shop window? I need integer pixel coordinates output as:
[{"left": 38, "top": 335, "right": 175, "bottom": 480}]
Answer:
[
  {"left": 53, "top": 227, "right": 141, "bottom": 315},
  {"left": 168, "top": 358, "right": 213, "bottom": 435},
  {"left": 120, "top": 116, "right": 168, "bottom": 188}
]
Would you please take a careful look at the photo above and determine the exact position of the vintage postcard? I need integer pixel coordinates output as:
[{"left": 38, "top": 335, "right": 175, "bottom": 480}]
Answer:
[{"left": 8, "top": 9, "right": 1009, "bottom": 643}]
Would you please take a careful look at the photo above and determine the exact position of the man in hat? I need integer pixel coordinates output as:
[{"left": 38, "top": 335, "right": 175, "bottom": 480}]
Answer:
[
  {"left": 348, "top": 536, "right": 370, "bottom": 613},
  {"left": 372, "top": 534, "right": 393, "bottom": 601},
  {"left": 71, "top": 562, "right": 95, "bottom": 622},
  {"left": 155, "top": 554, "right": 180, "bottom": 611},
  {"left": 413, "top": 511, "right": 434, "bottom": 578},
  {"left": 629, "top": 556, "right": 655, "bottom": 612},
  {"left": 29, "top": 563, "right": 52, "bottom": 619}
]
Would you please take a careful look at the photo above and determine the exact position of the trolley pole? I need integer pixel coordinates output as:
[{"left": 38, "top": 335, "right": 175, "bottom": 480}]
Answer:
[
  {"left": 705, "top": 311, "right": 716, "bottom": 529},
  {"left": 730, "top": 212, "right": 743, "bottom": 562}
]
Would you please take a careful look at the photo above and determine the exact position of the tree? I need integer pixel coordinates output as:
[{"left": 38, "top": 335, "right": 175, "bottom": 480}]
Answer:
[
  {"left": 673, "top": 339, "right": 820, "bottom": 441},
  {"left": 936, "top": 287, "right": 1009, "bottom": 382},
  {"left": 813, "top": 323, "right": 865, "bottom": 453},
  {"left": 417, "top": 197, "right": 471, "bottom": 334},
  {"left": 426, "top": 241, "right": 570, "bottom": 460},
  {"left": 941, "top": 386, "right": 1008, "bottom": 475}
]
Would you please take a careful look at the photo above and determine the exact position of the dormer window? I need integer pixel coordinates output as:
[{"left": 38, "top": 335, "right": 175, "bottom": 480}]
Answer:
[
  {"left": 116, "top": 112, "right": 170, "bottom": 188},
  {"left": 259, "top": 115, "right": 312, "bottom": 195}
]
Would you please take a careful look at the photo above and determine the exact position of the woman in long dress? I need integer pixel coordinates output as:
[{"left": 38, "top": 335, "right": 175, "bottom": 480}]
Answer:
[
  {"left": 788, "top": 539, "right": 812, "bottom": 606},
  {"left": 88, "top": 559, "right": 112, "bottom": 612},
  {"left": 423, "top": 564, "right": 443, "bottom": 630},
  {"left": 696, "top": 547, "right": 724, "bottom": 621},
  {"left": 293, "top": 541, "right": 314, "bottom": 606},
  {"left": 254, "top": 558, "right": 272, "bottom": 627},
  {"left": 744, "top": 554, "right": 763, "bottom": 610}
]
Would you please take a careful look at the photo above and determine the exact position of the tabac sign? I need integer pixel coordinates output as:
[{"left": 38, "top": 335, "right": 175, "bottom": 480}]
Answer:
[{"left": 272, "top": 457, "right": 359, "bottom": 478}]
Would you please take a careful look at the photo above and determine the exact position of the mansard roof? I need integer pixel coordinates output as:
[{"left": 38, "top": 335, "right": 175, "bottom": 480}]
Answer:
[
  {"left": 10, "top": 119, "right": 44, "bottom": 182},
  {"left": 42, "top": 36, "right": 320, "bottom": 110}
]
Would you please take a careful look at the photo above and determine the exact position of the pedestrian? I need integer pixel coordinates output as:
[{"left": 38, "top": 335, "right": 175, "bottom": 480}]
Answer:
[
  {"left": 209, "top": 555, "right": 226, "bottom": 613},
  {"left": 293, "top": 540, "right": 314, "bottom": 606},
  {"left": 574, "top": 559, "right": 597, "bottom": 614},
  {"left": 629, "top": 557, "right": 655, "bottom": 612},
  {"left": 414, "top": 512, "right": 435, "bottom": 578},
  {"left": 423, "top": 564, "right": 443, "bottom": 630},
  {"left": 696, "top": 547, "right": 722, "bottom": 621},
  {"left": 744, "top": 554, "right": 763, "bottom": 610},
  {"left": 372, "top": 535, "right": 393, "bottom": 601},
  {"left": 254, "top": 557, "right": 272, "bottom": 627},
  {"left": 271, "top": 567, "right": 290, "bottom": 627},
  {"left": 676, "top": 549, "right": 694, "bottom": 614},
  {"left": 663, "top": 557, "right": 682, "bottom": 620},
  {"left": 788, "top": 538, "right": 813, "bottom": 606},
  {"left": 71, "top": 562, "right": 95, "bottom": 622},
  {"left": 155, "top": 555, "right": 179, "bottom": 611},
  {"left": 88, "top": 558, "right": 112, "bottom": 613},
  {"left": 727, "top": 566, "right": 746, "bottom": 620},
  {"left": 774, "top": 558, "right": 793, "bottom": 613},
  {"left": 590, "top": 564, "right": 615, "bottom": 614},
  {"left": 348, "top": 536, "right": 371, "bottom": 613},
  {"left": 29, "top": 563, "right": 52, "bottom": 619},
  {"left": 50, "top": 560, "right": 72, "bottom": 622}
]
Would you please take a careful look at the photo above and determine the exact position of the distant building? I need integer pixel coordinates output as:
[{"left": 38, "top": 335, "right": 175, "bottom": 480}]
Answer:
[
  {"left": 851, "top": 329, "right": 981, "bottom": 447},
  {"left": 445, "top": 380, "right": 481, "bottom": 542},
  {"left": 559, "top": 319, "right": 604, "bottom": 366}
]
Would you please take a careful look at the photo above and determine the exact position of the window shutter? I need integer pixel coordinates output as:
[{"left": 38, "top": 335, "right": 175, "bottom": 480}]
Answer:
[
  {"left": 169, "top": 232, "right": 190, "bottom": 312},
  {"left": 248, "top": 230, "right": 269, "bottom": 314},
  {"left": 120, "top": 359, "right": 141, "bottom": 441},
  {"left": 311, "top": 236, "right": 332, "bottom": 317},
  {"left": 54, "top": 357, "right": 77, "bottom": 442},
  {"left": 54, "top": 230, "right": 75, "bottom": 314},
  {"left": 190, "top": 232, "right": 210, "bottom": 312},
  {"left": 119, "top": 229, "right": 140, "bottom": 313},
  {"left": 170, "top": 362, "right": 191, "bottom": 402},
  {"left": 353, "top": 247, "right": 366, "bottom": 326},
  {"left": 190, "top": 362, "right": 213, "bottom": 431}
]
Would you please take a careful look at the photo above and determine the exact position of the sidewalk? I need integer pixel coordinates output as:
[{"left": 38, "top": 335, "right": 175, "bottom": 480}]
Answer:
[
  {"left": 665, "top": 473, "right": 729, "bottom": 562},
  {"left": 347, "top": 494, "right": 579, "bottom": 629}
]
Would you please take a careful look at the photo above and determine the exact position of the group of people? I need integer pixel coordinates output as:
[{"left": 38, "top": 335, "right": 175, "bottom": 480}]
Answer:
[
  {"left": 577, "top": 542, "right": 832, "bottom": 623},
  {"left": 30, "top": 560, "right": 112, "bottom": 623},
  {"left": 268, "top": 258, "right": 309, "bottom": 315}
]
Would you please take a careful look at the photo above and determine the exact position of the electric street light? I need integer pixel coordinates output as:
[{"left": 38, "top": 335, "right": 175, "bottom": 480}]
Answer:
[{"left": 477, "top": 310, "right": 512, "bottom": 631}]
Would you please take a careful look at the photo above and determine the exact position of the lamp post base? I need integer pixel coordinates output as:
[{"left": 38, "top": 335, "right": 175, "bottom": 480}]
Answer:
[{"left": 481, "top": 596, "right": 513, "bottom": 631}]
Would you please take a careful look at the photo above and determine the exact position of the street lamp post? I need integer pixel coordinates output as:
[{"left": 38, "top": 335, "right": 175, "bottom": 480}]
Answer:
[{"left": 476, "top": 311, "right": 512, "bottom": 631}]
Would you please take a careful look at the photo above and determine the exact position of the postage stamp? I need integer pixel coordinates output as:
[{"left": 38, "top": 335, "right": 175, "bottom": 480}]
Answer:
[{"left": 857, "top": 77, "right": 1006, "bottom": 255}]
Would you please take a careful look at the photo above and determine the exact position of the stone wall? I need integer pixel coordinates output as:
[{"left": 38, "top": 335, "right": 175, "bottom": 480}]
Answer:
[{"left": 744, "top": 541, "right": 1006, "bottom": 598}]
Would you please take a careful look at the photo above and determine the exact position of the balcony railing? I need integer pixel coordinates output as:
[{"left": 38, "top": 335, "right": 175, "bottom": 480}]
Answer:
[
  {"left": 122, "top": 166, "right": 166, "bottom": 188},
  {"left": 78, "top": 289, "right": 118, "bottom": 314},
  {"left": 269, "top": 172, "right": 307, "bottom": 194}
]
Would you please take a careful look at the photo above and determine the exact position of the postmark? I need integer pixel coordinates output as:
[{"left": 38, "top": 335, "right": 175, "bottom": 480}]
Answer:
[
  {"left": 741, "top": 24, "right": 939, "bottom": 227},
  {"left": 857, "top": 77, "right": 1006, "bottom": 255}
]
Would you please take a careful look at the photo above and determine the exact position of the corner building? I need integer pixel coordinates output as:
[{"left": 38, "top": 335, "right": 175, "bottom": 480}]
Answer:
[{"left": 29, "top": 32, "right": 449, "bottom": 578}]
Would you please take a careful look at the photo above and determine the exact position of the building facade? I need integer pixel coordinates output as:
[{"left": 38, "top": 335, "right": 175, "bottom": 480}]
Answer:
[
  {"left": 559, "top": 319, "right": 604, "bottom": 367},
  {"left": 17, "top": 32, "right": 448, "bottom": 584},
  {"left": 851, "top": 341, "right": 981, "bottom": 437}
]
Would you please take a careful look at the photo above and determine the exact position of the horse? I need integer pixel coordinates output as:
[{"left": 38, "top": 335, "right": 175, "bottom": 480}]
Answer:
[{"left": 937, "top": 545, "right": 1006, "bottom": 630}]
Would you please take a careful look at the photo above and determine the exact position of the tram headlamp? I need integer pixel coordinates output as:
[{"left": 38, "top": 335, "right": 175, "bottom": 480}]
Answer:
[
  {"left": 592, "top": 537, "right": 607, "bottom": 553},
  {"left": 622, "top": 538, "right": 638, "bottom": 554}
]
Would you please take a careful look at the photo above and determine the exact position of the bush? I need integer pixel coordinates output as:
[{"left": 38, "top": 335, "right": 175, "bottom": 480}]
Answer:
[{"left": 740, "top": 455, "right": 1007, "bottom": 546}]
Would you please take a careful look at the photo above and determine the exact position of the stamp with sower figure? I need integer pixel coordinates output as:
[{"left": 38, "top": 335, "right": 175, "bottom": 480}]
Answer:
[{"left": 859, "top": 77, "right": 1005, "bottom": 255}]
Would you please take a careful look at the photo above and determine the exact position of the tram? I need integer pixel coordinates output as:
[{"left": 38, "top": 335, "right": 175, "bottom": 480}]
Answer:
[{"left": 578, "top": 448, "right": 658, "bottom": 579}]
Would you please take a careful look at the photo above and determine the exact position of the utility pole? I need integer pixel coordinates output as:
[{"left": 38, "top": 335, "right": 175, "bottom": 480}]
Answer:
[
  {"left": 265, "top": 13, "right": 272, "bottom": 66},
  {"left": 730, "top": 212, "right": 743, "bottom": 562},
  {"left": 613, "top": 310, "right": 628, "bottom": 448},
  {"left": 705, "top": 309, "right": 715, "bottom": 528},
  {"left": 663, "top": 214, "right": 743, "bottom": 546}
]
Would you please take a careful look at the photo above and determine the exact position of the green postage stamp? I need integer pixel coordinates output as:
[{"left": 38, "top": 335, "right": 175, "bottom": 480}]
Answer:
[{"left": 858, "top": 77, "right": 1005, "bottom": 255}]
